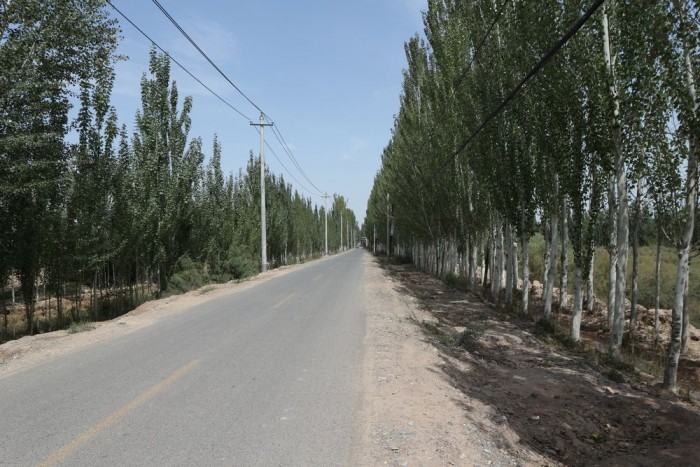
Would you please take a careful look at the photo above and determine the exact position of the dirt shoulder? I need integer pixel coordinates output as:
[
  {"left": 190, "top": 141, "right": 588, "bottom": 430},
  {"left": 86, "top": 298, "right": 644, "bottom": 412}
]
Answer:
[
  {"left": 359, "top": 254, "right": 548, "bottom": 466},
  {"left": 365, "top": 258, "right": 700, "bottom": 466}
]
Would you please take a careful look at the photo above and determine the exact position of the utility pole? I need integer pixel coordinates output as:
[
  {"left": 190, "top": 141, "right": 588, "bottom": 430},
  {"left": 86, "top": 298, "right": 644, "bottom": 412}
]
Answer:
[
  {"left": 250, "top": 112, "right": 273, "bottom": 272},
  {"left": 322, "top": 193, "right": 330, "bottom": 255},
  {"left": 340, "top": 210, "right": 343, "bottom": 252}
]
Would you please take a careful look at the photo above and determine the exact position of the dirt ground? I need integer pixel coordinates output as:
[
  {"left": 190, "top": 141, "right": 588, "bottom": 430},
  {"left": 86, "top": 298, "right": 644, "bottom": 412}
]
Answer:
[
  {"left": 3, "top": 253, "right": 700, "bottom": 466},
  {"left": 369, "top": 258, "right": 700, "bottom": 466}
]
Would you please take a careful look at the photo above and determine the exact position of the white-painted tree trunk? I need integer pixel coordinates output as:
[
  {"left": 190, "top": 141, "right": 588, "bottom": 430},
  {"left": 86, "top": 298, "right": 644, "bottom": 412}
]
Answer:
[
  {"left": 488, "top": 223, "right": 496, "bottom": 298},
  {"left": 630, "top": 193, "right": 640, "bottom": 338},
  {"left": 481, "top": 238, "right": 491, "bottom": 292},
  {"left": 560, "top": 196, "right": 569, "bottom": 311},
  {"left": 512, "top": 236, "right": 519, "bottom": 297},
  {"left": 504, "top": 222, "right": 513, "bottom": 307},
  {"left": 572, "top": 266, "right": 584, "bottom": 341},
  {"left": 493, "top": 217, "right": 504, "bottom": 305},
  {"left": 586, "top": 251, "right": 595, "bottom": 313},
  {"left": 603, "top": 6, "right": 628, "bottom": 361},
  {"left": 468, "top": 238, "right": 477, "bottom": 291},
  {"left": 544, "top": 211, "right": 559, "bottom": 320},
  {"left": 521, "top": 228, "right": 530, "bottom": 315},
  {"left": 654, "top": 228, "right": 661, "bottom": 340},
  {"left": 682, "top": 268, "right": 690, "bottom": 354},
  {"left": 607, "top": 174, "right": 618, "bottom": 329}
]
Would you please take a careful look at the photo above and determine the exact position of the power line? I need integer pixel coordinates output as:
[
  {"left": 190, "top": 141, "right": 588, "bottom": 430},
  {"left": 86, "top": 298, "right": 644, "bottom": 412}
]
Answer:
[
  {"left": 109, "top": 0, "right": 327, "bottom": 198},
  {"left": 151, "top": 0, "right": 265, "bottom": 117},
  {"left": 434, "top": 0, "right": 607, "bottom": 176},
  {"left": 150, "top": 0, "right": 327, "bottom": 196},
  {"left": 105, "top": 0, "right": 252, "bottom": 122},
  {"left": 267, "top": 121, "right": 325, "bottom": 195},
  {"left": 256, "top": 128, "right": 321, "bottom": 198},
  {"left": 453, "top": 0, "right": 509, "bottom": 89},
  {"left": 401, "top": 0, "right": 511, "bottom": 175}
]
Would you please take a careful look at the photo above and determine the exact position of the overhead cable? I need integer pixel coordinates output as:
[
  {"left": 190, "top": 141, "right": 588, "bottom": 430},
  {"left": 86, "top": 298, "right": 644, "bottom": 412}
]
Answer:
[
  {"left": 105, "top": 0, "right": 252, "bottom": 122},
  {"left": 150, "top": 0, "right": 326, "bottom": 196},
  {"left": 151, "top": 0, "right": 266, "bottom": 117},
  {"left": 436, "top": 0, "right": 607, "bottom": 175}
]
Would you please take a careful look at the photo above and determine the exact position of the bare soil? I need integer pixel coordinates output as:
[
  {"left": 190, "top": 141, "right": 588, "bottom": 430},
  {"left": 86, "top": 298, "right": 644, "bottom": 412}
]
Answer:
[
  {"left": 359, "top": 254, "right": 549, "bottom": 466},
  {"left": 370, "top": 259, "right": 700, "bottom": 466}
]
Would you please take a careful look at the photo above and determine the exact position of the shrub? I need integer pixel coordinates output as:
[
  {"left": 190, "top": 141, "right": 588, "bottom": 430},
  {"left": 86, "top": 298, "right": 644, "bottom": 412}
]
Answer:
[{"left": 68, "top": 321, "right": 95, "bottom": 334}]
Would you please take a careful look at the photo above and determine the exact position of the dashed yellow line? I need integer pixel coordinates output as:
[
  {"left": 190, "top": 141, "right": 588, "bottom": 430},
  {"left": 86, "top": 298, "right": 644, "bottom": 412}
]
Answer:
[
  {"left": 312, "top": 274, "right": 323, "bottom": 282},
  {"left": 273, "top": 292, "right": 297, "bottom": 309},
  {"left": 38, "top": 359, "right": 200, "bottom": 467}
]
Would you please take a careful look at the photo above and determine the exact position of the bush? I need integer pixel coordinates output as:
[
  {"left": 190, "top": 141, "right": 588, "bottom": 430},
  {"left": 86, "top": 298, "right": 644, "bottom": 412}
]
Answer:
[
  {"left": 68, "top": 321, "right": 95, "bottom": 334},
  {"left": 226, "top": 246, "right": 258, "bottom": 279},
  {"left": 167, "top": 255, "right": 210, "bottom": 294},
  {"left": 443, "top": 272, "right": 466, "bottom": 291}
]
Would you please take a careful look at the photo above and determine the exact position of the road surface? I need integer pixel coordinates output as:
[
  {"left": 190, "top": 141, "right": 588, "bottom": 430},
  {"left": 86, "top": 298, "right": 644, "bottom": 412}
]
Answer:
[{"left": 0, "top": 249, "right": 366, "bottom": 466}]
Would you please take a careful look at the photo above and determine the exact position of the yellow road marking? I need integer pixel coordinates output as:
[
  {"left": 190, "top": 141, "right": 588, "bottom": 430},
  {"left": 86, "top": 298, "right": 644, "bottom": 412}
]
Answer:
[
  {"left": 273, "top": 292, "right": 297, "bottom": 309},
  {"left": 312, "top": 274, "right": 323, "bottom": 282},
  {"left": 38, "top": 359, "right": 200, "bottom": 467}
]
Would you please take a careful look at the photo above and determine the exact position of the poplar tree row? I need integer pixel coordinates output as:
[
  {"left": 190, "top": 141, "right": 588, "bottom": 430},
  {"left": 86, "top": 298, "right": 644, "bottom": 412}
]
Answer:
[
  {"left": 364, "top": 0, "right": 698, "bottom": 392},
  {"left": 1, "top": 1, "right": 357, "bottom": 338}
]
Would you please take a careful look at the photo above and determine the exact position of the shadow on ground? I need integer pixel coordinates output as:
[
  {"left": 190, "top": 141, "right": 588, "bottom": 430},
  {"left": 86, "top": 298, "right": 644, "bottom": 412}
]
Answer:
[{"left": 384, "top": 261, "right": 700, "bottom": 467}]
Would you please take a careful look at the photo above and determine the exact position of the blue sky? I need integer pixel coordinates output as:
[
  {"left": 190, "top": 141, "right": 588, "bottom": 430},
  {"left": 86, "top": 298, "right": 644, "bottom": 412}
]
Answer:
[{"left": 106, "top": 0, "right": 426, "bottom": 221}]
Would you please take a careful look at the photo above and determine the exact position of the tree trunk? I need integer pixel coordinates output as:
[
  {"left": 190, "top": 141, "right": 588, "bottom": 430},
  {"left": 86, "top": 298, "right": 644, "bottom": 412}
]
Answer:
[
  {"left": 603, "top": 6, "right": 628, "bottom": 361},
  {"left": 521, "top": 229, "right": 530, "bottom": 315},
  {"left": 22, "top": 278, "right": 35, "bottom": 335},
  {"left": 560, "top": 196, "right": 569, "bottom": 312},
  {"left": 92, "top": 269, "right": 98, "bottom": 322},
  {"left": 57, "top": 279, "right": 63, "bottom": 327},
  {"left": 544, "top": 210, "right": 559, "bottom": 320},
  {"left": 607, "top": 179, "right": 618, "bottom": 329},
  {"left": 468, "top": 238, "right": 477, "bottom": 291},
  {"left": 630, "top": 200, "right": 640, "bottom": 339},
  {"left": 663, "top": 40, "right": 697, "bottom": 392},
  {"left": 493, "top": 217, "right": 503, "bottom": 305},
  {"left": 505, "top": 222, "right": 513, "bottom": 307},
  {"left": 572, "top": 266, "right": 584, "bottom": 342},
  {"left": 512, "top": 236, "right": 519, "bottom": 289},
  {"left": 681, "top": 269, "right": 690, "bottom": 354},
  {"left": 483, "top": 238, "right": 489, "bottom": 289},
  {"left": 654, "top": 221, "right": 661, "bottom": 341},
  {"left": 586, "top": 251, "right": 595, "bottom": 313}
]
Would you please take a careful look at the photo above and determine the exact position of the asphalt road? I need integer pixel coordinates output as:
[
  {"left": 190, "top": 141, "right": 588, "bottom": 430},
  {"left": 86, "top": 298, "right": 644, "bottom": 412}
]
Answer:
[{"left": 0, "top": 249, "right": 367, "bottom": 466}]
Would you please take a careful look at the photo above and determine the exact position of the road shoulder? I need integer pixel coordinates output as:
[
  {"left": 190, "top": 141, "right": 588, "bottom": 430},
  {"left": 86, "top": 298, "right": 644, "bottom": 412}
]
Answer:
[{"left": 358, "top": 254, "right": 546, "bottom": 466}]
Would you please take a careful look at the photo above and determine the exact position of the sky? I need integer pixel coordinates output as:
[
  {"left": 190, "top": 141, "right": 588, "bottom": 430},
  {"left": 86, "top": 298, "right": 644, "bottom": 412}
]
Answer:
[{"left": 104, "top": 0, "right": 426, "bottom": 222}]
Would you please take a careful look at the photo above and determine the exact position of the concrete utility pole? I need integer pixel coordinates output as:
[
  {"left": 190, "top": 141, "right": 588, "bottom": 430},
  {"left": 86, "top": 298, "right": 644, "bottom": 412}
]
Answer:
[
  {"left": 322, "top": 193, "right": 330, "bottom": 255},
  {"left": 250, "top": 113, "right": 273, "bottom": 272}
]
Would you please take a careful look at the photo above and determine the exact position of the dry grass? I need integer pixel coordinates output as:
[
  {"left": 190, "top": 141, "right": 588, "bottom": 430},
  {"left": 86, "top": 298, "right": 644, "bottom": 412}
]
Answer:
[{"left": 527, "top": 234, "right": 699, "bottom": 326}]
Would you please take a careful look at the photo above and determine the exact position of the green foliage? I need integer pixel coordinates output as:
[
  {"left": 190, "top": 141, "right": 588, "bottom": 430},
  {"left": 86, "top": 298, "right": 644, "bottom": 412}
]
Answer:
[
  {"left": 1, "top": 20, "right": 356, "bottom": 340},
  {"left": 457, "top": 327, "right": 482, "bottom": 351},
  {"left": 68, "top": 322, "right": 96, "bottom": 334},
  {"left": 1, "top": 0, "right": 119, "bottom": 334},
  {"left": 535, "top": 317, "right": 556, "bottom": 336},
  {"left": 226, "top": 245, "right": 258, "bottom": 280}
]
